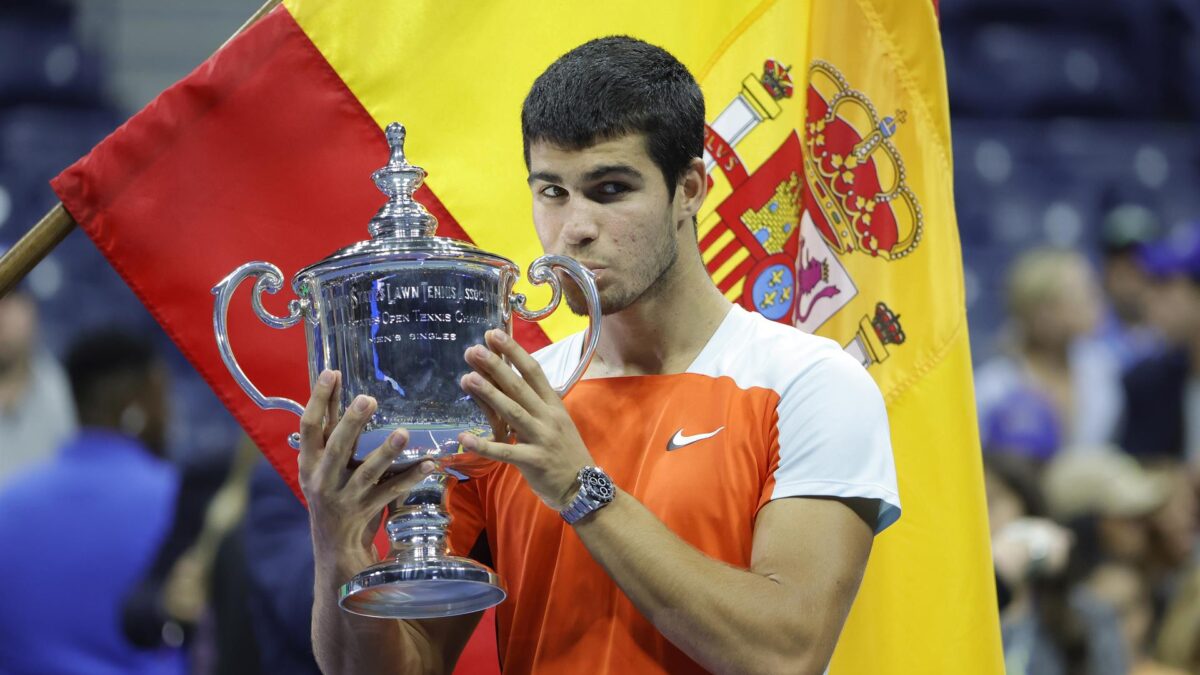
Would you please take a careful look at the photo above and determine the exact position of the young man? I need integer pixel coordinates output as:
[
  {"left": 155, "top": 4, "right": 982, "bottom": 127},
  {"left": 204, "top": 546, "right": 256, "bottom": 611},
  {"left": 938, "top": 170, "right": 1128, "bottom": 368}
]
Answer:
[{"left": 299, "top": 37, "right": 900, "bottom": 675}]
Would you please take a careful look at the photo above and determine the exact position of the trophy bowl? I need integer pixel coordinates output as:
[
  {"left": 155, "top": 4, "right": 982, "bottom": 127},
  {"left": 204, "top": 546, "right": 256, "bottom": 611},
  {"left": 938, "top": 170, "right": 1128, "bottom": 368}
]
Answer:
[{"left": 211, "top": 122, "right": 600, "bottom": 618}]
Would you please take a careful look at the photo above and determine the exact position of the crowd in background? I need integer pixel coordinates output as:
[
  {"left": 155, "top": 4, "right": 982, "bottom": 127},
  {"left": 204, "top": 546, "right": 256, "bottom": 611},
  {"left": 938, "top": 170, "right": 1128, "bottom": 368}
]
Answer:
[
  {"left": 978, "top": 213, "right": 1200, "bottom": 674},
  {"left": 0, "top": 1, "right": 1199, "bottom": 674}
]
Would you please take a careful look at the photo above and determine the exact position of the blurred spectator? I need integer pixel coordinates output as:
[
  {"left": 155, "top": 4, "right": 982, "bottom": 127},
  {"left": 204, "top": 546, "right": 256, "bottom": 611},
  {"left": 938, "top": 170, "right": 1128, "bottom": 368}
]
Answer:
[
  {"left": 985, "top": 453, "right": 1128, "bottom": 675},
  {"left": 1087, "top": 562, "right": 1188, "bottom": 675},
  {"left": 1155, "top": 566, "right": 1200, "bottom": 673},
  {"left": 0, "top": 289, "right": 77, "bottom": 486},
  {"left": 0, "top": 328, "right": 184, "bottom": 674},
  {"left": 241, "top": 459, "right": 322, "bottom": 675},
  {"left": 1120, "top": 221, "right": 1200, "bottom": 465},
  {"left": 976, "top": 248, "right": 1123, "bottom": 459},
  {"left": 122, "top": 438, "right": 263, "bottom": 674},
  {"left": 1143, "top": 465, "right": 1199, "bottom": 579},
  {"left": 1096, "top": 204, "right": 1165, "bottom": 371},
  {"left": 1043, "top": 449, "right": 1172, "bottom": 570},
  {"left": 1044, "top": 450, "right": 1200, "bottom": 673}
]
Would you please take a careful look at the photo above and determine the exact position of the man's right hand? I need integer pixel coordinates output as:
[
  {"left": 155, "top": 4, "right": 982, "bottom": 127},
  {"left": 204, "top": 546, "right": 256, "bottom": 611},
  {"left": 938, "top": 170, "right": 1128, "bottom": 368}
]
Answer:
[{"left": 298, "top": 369, "right": 435, "bottom": 568}]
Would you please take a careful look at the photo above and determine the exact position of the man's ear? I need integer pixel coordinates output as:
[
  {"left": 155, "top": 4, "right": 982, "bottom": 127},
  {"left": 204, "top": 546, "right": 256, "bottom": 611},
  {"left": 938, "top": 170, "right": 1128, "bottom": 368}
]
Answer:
[{"left": 676, "top": 157, "right": 708, "bottom": 225}]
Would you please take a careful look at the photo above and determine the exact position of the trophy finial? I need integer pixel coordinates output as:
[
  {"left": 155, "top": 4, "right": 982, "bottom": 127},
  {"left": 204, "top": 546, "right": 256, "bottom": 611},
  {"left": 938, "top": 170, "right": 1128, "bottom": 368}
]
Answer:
[
  {"left": 386, "top": 123, "right": 407, "bottom": 166},
  {"left": 370, "top": 121, "right": 438, "bottom": 239}
]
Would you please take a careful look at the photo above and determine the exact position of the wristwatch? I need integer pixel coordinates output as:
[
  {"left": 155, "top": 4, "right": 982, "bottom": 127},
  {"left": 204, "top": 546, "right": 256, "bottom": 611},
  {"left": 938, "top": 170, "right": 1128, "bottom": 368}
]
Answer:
[{"left": 559, "top": 466, "right": 615, "bottom": 524}]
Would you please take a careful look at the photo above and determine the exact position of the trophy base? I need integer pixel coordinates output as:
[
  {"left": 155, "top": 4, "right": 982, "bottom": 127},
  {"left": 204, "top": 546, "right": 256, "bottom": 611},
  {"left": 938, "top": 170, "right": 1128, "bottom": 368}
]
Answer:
[{"left": 338, "top": 555, "right": 505, "bottom": 619}]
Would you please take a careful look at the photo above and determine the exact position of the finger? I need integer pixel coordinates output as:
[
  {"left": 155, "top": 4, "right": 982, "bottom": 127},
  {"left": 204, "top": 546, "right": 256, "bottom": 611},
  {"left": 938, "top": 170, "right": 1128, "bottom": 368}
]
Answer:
[
  {"left": 318, "top": 394, "right": 377, "bottom": 484},
  {"left": 300, "top": 370, "right": 339, "bottom": 460},
  {"left": 464, "top": 341, "right": 543, "bottom": 413},
  {"left": 458, "top": 432, "right": 530, "bottom": 466},
  {"left": 460, "top": 371, "right": 536, "bottom": 438},
  {"left": 350, "top": 429, "right": 410, "bottom": 490},
  {"left": 461, "top": 368, "right": 512, "bottom": 441},
  {"left": 485, "top": 329, "right": 558, "bottom": 403},
  {"left": 323, "top": 370, "right": 342, "bottom": 439},
  {"left": 364, "top": 460, "right": 438, "bottom": 514}
]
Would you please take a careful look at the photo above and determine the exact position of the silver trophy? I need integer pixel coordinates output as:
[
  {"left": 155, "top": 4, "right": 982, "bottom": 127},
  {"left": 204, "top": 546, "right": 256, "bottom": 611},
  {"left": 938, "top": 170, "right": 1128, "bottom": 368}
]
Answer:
[{"left": 211, "top": 122, "right": 601, "bottom": 619}]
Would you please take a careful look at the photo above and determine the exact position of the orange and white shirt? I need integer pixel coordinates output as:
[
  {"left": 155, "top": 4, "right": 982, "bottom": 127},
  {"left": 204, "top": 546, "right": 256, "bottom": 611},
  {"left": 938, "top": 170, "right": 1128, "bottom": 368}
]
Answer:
[{"left": 448, "top": 304, "right": 900, "bottom": 674}]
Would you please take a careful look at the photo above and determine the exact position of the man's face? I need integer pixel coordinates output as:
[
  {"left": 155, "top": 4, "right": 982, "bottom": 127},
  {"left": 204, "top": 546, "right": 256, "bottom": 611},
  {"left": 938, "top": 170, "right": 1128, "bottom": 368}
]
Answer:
[
  {"left": 527, "top": 134, "right": 682, "bottom": 315},
  {"left": 1144, "top": 275, "right": 1200, "bottom": 347}
]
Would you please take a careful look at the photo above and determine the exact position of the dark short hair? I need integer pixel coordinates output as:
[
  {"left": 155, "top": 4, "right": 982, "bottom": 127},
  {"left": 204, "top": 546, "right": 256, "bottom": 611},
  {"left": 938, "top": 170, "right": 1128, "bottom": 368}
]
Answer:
[
  {"left": 65, "top": 329, "right": 157, "bottom": 409},
  {"left": 521, "top": 36, "right": 705, "bottom": 199}
]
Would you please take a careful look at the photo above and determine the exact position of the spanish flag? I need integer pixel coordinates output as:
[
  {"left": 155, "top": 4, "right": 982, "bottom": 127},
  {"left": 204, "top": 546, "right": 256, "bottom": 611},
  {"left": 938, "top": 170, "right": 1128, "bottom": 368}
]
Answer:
[{"left": 50, "top": 0, "right": 1001, "bottom": 671}]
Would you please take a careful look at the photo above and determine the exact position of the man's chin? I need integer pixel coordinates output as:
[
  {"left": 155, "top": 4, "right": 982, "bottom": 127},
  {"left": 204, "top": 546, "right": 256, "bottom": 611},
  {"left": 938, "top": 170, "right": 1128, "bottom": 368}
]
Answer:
[{"left": 563, "top": 284, "right": 621, "bottom": 317}]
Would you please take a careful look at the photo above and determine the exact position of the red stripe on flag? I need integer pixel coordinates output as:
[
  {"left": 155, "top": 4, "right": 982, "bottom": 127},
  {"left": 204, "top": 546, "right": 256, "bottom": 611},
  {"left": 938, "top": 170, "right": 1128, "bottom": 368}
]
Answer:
[
  {"left": 717, "top": 257, "right": 755, "bottom": 293},
  {"left": 51, "top": 10, "right": 514, "bottom": 673},
  {"left": 50, "top": 7, "right": 548, "bottom": 505},
  {"left": 698, "top": 220, "right": 729, "bottom": 251}
]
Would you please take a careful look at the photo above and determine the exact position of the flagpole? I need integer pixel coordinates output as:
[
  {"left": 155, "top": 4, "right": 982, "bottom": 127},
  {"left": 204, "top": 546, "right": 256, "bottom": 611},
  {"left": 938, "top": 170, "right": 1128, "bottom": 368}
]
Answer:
[{"left": 0, "top": 0, "right": 284, "bottom": 298}]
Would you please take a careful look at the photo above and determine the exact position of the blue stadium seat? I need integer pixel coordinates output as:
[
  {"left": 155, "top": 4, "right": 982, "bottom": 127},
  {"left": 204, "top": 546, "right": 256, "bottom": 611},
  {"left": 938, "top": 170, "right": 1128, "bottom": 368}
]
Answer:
[
  {"left": 0, "top": 8, "right": 104, "bottom": 107},
  {"left": 0, "top": 105, "right": 121, "bottom": 181}
]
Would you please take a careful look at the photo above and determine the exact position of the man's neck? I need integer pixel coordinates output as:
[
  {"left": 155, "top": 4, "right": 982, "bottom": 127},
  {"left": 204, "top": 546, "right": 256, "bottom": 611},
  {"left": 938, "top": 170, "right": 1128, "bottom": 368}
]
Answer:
[{"left": 587, "top": 240, "right": 732, "bottom": 378}]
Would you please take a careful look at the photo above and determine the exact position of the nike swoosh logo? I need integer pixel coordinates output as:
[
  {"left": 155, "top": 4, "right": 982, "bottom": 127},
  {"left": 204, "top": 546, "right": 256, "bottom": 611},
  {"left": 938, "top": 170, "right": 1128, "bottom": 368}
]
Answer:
[{"left": 667, "top": 426, "right": 725, "bottom": 451}]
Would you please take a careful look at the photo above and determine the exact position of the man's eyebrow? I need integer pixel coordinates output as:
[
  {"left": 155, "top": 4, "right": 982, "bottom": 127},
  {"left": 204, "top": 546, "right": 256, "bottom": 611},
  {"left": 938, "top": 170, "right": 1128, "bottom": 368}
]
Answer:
[
  {"left": 527, "top": 171, "right": 562, "bottom": 185},
  {"left": 526, "top": 165, "right": 644, "bottom": 185},
  {"left": 583, "top": 164, "right": 643, "bottom": 182}
]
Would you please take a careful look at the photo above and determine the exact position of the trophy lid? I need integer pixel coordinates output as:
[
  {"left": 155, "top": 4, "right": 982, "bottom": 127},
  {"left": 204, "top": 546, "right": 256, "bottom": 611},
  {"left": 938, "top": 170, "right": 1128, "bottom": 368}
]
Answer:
[{"left": 298, "top": 122, "right": 516, "bottom": 279}]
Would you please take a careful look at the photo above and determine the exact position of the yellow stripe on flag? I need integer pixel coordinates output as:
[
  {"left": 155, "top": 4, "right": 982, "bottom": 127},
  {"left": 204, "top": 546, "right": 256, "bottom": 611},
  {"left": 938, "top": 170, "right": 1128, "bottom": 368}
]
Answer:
[
  {"left": 815, "top": 1, "right": 1003, "bottom": 671},
  {"left": 725, "top": 277, "right": 746, "bottom": 302},
  {"left": 701, "top": 229, "right": 736, "bottom": 265},
  {"left": 284, "top": 0, "right": 801, "bottom": 342}
]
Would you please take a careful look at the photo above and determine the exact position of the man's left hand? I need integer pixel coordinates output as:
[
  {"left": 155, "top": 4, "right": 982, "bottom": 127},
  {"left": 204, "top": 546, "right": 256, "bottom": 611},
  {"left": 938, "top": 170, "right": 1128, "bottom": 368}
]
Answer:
[{"left": 458, "top": 329, "right": 595, "bottom": 510}]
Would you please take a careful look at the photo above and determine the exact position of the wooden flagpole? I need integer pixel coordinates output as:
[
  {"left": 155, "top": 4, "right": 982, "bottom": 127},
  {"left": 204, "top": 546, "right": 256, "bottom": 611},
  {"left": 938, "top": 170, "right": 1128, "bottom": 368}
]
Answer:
[{"left": 0, "top": 0, "right": 283, "bottom": 297}]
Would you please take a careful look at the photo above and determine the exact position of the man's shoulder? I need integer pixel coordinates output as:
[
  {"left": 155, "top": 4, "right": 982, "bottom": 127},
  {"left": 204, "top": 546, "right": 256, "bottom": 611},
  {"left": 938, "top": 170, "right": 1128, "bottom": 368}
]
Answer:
[
  {"left": 530, "top": 307, "right": 863, "bottom": 394},
  {"left": 531, "top": 333, "right": 583, "bottom": 390},
  {"left": 689, "top": 306, "right": 859, "bottom": 395}
]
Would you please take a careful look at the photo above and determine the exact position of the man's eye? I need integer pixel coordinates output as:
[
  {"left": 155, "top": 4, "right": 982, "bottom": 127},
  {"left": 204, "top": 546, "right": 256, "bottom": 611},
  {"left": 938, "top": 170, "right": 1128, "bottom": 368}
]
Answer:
[
  {"left": 540, "top": 185, "right": 566, "bottom": 198},
  {"left": 598, "top": 182, "right": 629, "bottom": 195}
]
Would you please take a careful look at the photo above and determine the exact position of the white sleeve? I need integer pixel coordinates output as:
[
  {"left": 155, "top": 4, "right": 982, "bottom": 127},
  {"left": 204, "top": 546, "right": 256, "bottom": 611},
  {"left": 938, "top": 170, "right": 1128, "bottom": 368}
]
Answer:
[{"left": 770, "top": 349, "right": 901, "bottom": 533}]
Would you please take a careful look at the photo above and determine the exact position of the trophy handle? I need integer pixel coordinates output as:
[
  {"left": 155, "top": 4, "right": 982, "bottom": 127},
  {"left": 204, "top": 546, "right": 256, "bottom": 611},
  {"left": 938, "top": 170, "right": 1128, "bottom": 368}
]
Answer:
[
  {"left": 212, "top": 261, "right": 307, "bottom": 449},
  {"left": 510, "top": 255, "right": 601, "bottom": 396}
]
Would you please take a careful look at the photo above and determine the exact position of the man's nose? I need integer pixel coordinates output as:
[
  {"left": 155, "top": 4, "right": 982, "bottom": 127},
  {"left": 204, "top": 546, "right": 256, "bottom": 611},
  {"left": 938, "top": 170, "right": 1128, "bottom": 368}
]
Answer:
[{"left": 560, "top": 201, "right": 599, "bottom": 247}]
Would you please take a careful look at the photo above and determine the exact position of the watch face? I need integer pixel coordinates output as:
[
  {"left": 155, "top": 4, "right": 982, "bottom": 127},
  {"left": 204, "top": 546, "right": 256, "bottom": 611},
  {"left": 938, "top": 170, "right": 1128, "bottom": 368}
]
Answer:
[{"left": 582, "top": 469, "right": 615, "bottom": 501}]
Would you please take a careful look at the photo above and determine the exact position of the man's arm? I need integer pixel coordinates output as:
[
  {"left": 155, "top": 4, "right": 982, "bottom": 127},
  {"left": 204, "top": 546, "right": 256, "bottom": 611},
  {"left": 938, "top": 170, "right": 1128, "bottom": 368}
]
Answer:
[
  {"left": 310, "top": 534, "right": 481, "bottom": 675},
  {"left": 571, "top": 492, "right": 873, "bottom": 675},
  {"left": 459, "top": 330, "right": 880, "bottom": 675},
  {"left": 300, "top": 369, "right": 481, "bottom": 675}
]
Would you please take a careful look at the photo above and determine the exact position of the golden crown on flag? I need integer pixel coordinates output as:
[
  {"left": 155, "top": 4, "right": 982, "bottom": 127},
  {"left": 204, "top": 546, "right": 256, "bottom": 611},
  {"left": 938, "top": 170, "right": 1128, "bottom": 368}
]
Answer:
[
  {"left": 802, "top": 61, "right": 923, "bottom": 261},
  {"left": 759, "top": 58, "right": 794, "bottom": 101}
]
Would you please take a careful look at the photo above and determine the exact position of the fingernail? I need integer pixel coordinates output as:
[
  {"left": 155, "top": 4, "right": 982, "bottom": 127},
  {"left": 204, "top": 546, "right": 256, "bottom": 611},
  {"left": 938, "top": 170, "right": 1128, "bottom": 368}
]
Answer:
[
  {"left": 492, "top": 330, "right": 508, "bottom": 344},
  {"left": 352, "top": 395, "right": 371, "bottom": 412},
  {"left": 459, "top": 434, "right": 476, "bottom": 450},
  {"left": 389, "top": 430, "right": 407, "bottom": 450},
  {"left": 420, "top": 461, "right": 436, "bottom": 474},
  {"left": 318, "top": 370, "right": 335, "bottom": 386}
]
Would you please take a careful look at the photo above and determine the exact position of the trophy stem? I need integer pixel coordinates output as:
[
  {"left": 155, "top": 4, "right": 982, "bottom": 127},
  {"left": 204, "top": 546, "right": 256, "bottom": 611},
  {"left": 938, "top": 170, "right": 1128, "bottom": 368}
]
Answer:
[
  {"left": 339, "top": 467, "right": 506, "bottom": 619},
  {"left": 384, "top": 472, "right": 452, "bottom": 561}
]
